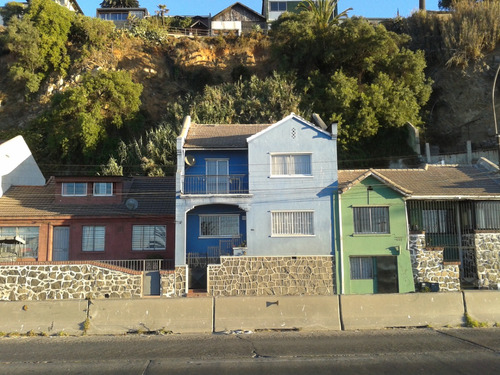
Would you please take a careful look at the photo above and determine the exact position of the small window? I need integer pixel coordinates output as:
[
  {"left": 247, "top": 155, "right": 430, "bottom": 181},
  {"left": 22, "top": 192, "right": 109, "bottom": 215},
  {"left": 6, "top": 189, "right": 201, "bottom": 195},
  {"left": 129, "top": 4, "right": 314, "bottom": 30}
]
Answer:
[
  {"left": 132, "top": 225, "right": 166, "bottom": 251},
  {"left": 272, "top": 211, "right": 314, "bottom": 236},
  {"left": 271, "top": 153, "right": 312, "bottom": 176},
  {"left": 353, "top": 207, "right": 390, "bottom": 234},
  {"left": 270, "top": 1, "right": 287, "bottom": 11},
  {"left": 200, "top": 215, "right": 239, "bottom": 237},
  {"left": 93, "top": 182, "right": 113, "bottom": 196},
  {"left": 350, "top": 257, "right": 374, "bottom": 279},
  {"left": 82, "top": 226, "right": 105, "bottom": 252},
  {"left": 62, "top": 182, "right": 87, "bottom": 196}
]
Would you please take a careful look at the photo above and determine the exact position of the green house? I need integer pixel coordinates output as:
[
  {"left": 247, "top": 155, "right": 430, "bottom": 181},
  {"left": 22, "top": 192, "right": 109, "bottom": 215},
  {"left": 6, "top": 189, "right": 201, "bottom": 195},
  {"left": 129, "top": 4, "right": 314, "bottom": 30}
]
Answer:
[{"left": 335, "top": 170, "right": 415, "bottom": 295}]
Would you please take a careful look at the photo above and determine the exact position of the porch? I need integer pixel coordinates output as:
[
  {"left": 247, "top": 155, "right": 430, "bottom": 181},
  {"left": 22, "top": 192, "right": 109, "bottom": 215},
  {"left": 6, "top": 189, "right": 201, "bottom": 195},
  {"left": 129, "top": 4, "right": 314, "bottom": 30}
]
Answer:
[{"left": 407, "top": 200, "right": 500, "bottom": 289}]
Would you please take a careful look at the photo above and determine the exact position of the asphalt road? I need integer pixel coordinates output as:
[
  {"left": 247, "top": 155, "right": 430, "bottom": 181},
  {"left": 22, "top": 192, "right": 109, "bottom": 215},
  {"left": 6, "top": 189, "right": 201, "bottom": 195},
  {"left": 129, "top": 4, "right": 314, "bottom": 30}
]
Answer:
[{"left": 0, "top": 328, "right": 499, "bottom": 374}]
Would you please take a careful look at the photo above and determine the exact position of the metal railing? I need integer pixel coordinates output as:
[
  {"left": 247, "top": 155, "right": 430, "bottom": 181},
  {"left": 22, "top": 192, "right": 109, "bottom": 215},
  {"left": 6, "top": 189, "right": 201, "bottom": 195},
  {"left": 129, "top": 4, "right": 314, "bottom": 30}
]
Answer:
[
  {"left": 98, "top": 259, "right": 175, "bottom": 271},
  {"left": 183, "top": 174, "right": 248, "bottom": 195}
]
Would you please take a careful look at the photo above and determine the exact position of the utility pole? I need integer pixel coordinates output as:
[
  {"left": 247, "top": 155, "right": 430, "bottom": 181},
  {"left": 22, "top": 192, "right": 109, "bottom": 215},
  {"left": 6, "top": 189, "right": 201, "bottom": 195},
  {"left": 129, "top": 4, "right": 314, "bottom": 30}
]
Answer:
[{"left": 493, "top": 63, "right": 500, "bottom": 164}]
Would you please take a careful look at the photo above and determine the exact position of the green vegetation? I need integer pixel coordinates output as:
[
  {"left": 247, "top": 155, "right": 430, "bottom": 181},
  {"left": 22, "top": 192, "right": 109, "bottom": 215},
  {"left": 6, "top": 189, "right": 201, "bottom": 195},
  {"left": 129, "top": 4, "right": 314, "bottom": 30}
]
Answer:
[
  {"left": 31, "top": 70, "right": 143, "bottom": 169},
  {"left": 0, "top": 0, "right": 499, "bottom": 174},
  {"left": 465, "top": 313, "right": 489, "bottom": 328}
]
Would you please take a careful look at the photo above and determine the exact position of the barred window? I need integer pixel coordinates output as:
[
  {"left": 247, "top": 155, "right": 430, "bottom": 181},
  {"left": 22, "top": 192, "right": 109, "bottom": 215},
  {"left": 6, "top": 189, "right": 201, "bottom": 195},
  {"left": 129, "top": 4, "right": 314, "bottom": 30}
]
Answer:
[
  {"left": 82, "top": 226, "right": 105, "bottom": 252},
  {"left": 353, "top": 207, "right": 390, "bottom": 234},
  {"left": 271, "top": 211, "right": 314, "bottom": 236},
  {"left": 132, "top": 225, "right": 166, "bottom": 251},
  {"left": 350, "top": 257, "right": 374, "bottom": 279},
  {"left": 200, "top": 215, "right": 239, "bottom": 237}
]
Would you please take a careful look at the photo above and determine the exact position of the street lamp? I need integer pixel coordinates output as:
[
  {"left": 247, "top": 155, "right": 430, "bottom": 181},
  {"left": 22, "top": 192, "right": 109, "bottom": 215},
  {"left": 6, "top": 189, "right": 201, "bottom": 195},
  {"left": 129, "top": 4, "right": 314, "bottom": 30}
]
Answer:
[{"left": 493, "top": 63, "right": 500, "bottom": 164}]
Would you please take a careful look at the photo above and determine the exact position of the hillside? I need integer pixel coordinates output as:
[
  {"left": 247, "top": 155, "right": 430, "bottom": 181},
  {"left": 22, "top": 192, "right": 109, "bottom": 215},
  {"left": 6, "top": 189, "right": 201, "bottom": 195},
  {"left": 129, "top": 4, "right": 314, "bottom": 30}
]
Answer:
[{"left": 0, "top": 1, "right": 499, "bottom": 175}]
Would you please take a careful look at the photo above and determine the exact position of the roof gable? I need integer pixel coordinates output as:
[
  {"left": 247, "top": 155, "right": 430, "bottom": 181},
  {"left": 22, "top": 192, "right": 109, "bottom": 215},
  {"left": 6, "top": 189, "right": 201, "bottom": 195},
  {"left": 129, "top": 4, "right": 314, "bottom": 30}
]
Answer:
[
  {"left": 247, "top": 113, "right": 332, "bottom": 143},
  {"left": 212, "top": 2, "right": 265, "bottom": 21},
  {"left": 338, "top": 170, "right": 411, "bottom": 196}
]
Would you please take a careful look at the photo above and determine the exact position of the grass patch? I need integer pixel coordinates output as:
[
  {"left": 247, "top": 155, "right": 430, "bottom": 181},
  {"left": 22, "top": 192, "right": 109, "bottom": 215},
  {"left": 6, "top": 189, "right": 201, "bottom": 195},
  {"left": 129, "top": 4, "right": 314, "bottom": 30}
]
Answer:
[{"left": 465, "top": 313, "right": 488, "bottom": 328}]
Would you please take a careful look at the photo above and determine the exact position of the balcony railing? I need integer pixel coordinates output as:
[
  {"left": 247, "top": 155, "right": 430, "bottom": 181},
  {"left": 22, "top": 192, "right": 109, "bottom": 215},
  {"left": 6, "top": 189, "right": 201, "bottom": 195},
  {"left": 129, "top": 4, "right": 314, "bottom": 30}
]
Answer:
[{"left": 182, "top": 174, "right": 249, "bottom": 195}]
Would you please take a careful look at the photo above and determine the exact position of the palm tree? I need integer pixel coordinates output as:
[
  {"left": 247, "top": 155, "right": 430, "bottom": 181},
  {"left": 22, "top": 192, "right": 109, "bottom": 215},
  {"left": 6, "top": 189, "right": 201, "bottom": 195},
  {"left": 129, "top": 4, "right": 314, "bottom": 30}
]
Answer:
[
  {"left": 100, "top": 0, "right": 140, "bottom": 8},
  {"left": 298, "top": 0, "right": 352, "bottom": 29}
]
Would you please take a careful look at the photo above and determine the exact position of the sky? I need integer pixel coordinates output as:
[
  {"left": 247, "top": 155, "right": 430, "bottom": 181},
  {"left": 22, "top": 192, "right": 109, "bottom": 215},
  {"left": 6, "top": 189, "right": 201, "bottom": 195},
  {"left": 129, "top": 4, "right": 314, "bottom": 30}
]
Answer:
[{"left": 1, "top": 1, "right": 442, "bottom": 19}]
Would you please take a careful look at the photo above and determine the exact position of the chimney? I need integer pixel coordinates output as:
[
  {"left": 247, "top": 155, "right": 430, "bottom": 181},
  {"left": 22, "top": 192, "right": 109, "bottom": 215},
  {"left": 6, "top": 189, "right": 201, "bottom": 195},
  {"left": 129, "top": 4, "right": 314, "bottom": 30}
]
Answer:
[{"left": 419, "top": 0, "right": 426, "bottom": 11}]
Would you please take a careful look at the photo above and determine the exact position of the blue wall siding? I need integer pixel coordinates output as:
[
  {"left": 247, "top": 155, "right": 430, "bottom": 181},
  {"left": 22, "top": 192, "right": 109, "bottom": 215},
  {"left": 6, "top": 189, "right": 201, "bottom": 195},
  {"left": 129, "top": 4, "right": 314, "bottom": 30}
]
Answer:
[
  {"left": 186, "top": 204, "right": 246, "bottom": 254},
  {"left": 184, "top": 150, "right": 248, "bottom": 176}
]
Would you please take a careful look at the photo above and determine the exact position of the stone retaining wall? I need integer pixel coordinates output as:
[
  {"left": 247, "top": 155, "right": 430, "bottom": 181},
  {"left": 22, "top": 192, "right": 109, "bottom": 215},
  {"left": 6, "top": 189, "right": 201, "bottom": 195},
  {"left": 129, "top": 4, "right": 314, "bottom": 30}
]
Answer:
[
  {"left": 409, "top": 233, "right": 460, "bottom": 292},
  {"left": 0, "top": 262, "right": 142, "bottom": 301},
  {"left": 160, "top": 266, "right": 188, "bottom": 297},
  {"left": 469, "top": 233, "right": 500, "bottom": 290},
  {"left": 207, "top": 256, "right": 335, "bottom": 296}
]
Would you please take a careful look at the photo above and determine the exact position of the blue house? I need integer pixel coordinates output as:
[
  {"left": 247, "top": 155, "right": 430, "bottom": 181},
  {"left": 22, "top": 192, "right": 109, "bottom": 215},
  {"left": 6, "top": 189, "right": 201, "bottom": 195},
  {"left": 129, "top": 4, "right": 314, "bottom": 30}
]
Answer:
[{"left": 175, "top": 114, "right": 338, "bottom": 291}]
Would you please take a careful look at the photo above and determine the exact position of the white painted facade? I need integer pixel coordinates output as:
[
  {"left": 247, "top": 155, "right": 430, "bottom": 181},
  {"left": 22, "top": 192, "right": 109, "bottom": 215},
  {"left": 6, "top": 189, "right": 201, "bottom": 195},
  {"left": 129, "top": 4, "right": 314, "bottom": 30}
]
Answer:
[{"left": 0, "top": 136, "right": 45, "bottom": 197}]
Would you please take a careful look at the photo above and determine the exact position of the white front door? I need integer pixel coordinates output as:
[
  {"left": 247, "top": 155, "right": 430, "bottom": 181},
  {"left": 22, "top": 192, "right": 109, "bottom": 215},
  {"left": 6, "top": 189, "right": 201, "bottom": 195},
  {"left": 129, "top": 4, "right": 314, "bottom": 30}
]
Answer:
[{"left": 52, "top": 227, "right": 69, "bottom": 261}]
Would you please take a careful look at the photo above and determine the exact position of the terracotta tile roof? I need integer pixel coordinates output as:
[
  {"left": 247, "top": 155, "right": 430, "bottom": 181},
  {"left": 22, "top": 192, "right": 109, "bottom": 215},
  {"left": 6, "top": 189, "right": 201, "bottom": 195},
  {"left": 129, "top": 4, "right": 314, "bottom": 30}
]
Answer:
[
  {"left": 184, "top": 123, "right": 271, "bottom": 148},
  {"left": 0, "top": 176, "right": 175, "bottom": 218},
  {"left": 339, "top": 164, "right": 500, "bottom": 197}
]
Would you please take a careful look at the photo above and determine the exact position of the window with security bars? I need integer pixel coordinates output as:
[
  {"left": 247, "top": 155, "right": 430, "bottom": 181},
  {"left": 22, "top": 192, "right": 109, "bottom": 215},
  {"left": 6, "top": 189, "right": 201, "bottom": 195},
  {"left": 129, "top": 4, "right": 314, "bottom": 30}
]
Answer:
[
  {"left": 62, "top": 182, "right": 87, "bottom": 196},
  {"left": 82, "top": 226, "right": 105, "bottom": 252},
  {"left": 474, "top": 201, "right": 500, "bottom": 230},
  {"left": 200, "top": 215, "right": 239, "bottom": 237},
  {"left": 353, "top": 207, "right": 389, "bottom": 234},
  {"left": 271, "top": 211, "right": 314, "bottom": 236},
  {"left": 271, "top": 154, "right": 312, "bottom": 176},
  {"left": 132, "top": 225, "right": 166, "bottom": 251},
  {"left": 422, "top": 209, "right": 450, "bottom": 233},
  {"left": 350, "top": 257, "right": 374, "bottom": 279}
]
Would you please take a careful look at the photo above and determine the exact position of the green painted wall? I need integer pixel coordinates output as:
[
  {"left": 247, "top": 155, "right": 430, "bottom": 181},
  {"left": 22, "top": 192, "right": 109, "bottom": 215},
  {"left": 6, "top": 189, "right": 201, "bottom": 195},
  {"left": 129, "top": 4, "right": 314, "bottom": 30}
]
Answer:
[{"left": 335, "top": 176, "right": 415, "bottom": 295}]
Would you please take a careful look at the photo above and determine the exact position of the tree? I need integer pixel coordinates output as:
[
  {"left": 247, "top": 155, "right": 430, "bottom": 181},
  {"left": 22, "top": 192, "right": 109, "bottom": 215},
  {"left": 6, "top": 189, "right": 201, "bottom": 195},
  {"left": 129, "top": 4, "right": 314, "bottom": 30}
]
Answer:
[
  {"left": 100, "top": 0, "right": 140, "bottom": 8},
  {"left": 186, "top": 73, "right": 302, "bottom": 124},
  {"left": 5, "top": 0, "right": 73, "bottom": 95},
  {"left": 34, "top": 70, "right": 143, "bottom": 165},
  {"left": 0, "top": 1, "right": 27, "bottom": 25},
  {"left": 272, "top": 15, "right": 432, "bottom": 159},
  {"left": 297, "top": 0, "right": 351, "bottom": 30},
  {"left": 156, "top": 4, "right": 168, "bottom": 26}
]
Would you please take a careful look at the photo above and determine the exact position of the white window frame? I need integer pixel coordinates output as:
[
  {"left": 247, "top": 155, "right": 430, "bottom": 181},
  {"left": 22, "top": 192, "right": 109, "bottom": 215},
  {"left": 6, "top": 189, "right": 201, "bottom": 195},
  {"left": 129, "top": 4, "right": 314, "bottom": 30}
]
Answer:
[
  {"left": 205, "top": 158, "right": 229, "bottom": 194},
  {"left": 271, "top": 210, "right": 314, "bottom": 237},
  {"left": 132, "top": 225, "right": 166, "bottom": 251},
  {"left": 61, "top": 182, "right": 87, "bottom": 196},
  {"left": 270, "top": 153, "right": 312, "bottom": 177},
  {"left": 93, "top": 182, "right": 113, "bottom": 196},
  {"left": 82, "top": 226, "right": 105, "bottom": 252},
  {"left": 199, "top": 214, "right": 240, "bottom": 238},
  {"left": 353, "top": 206, "right": 390, "bottom": 234},
  {"left": 350, "top": 257, "right": 374, "bottom": 280}
]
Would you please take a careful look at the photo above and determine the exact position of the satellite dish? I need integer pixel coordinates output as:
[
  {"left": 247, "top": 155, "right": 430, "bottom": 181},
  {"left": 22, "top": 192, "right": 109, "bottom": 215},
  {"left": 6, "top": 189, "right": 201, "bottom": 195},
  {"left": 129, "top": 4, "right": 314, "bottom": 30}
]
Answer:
[
  {"left": 125, "top": 198, "right": 138, "bottom": 210},
  {"left": 185, "top": 155, "right": 196, "bottom": 167}
]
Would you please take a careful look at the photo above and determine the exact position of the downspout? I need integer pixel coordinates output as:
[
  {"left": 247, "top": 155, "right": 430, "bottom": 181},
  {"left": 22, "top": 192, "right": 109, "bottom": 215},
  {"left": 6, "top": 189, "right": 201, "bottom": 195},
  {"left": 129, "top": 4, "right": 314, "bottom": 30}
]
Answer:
[{"left": 338, "top": 193, "right": 345, "bottom": 295}]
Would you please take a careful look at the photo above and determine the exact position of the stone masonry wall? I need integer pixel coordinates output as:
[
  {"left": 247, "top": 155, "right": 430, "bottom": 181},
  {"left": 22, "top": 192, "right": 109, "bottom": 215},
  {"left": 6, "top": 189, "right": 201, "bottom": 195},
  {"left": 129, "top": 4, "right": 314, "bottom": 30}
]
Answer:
[
  {"left": 0, "top": 262, "right": 142, "bottom": 301},
  {"left": 409, "top": 233, "right": 460, "bottom": 292},
  {"left": 473, "top": 232, "right": 500, "bottom": 290},
  {"left": 160, "top": 266, "right": 188, "bottom": 297},
  {"left": 208, "top": 256, "right": 335, "bottom": 297}
]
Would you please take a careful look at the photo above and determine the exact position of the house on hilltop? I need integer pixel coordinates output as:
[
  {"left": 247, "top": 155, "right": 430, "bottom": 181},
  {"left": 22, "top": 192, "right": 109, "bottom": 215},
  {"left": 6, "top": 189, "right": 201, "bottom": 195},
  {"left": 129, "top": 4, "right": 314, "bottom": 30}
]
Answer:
[{"left": 211, "top": 2, "right": 267, "bottom": 35}]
